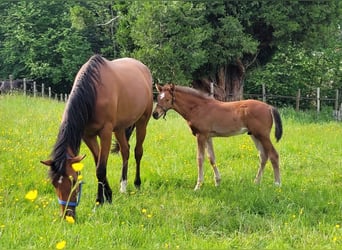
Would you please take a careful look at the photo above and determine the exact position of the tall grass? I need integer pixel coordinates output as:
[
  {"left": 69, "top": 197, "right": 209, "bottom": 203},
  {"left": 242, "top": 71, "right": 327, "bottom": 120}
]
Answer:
[{"left": 0, "top": 95, "right": 341, "bottom": 249}]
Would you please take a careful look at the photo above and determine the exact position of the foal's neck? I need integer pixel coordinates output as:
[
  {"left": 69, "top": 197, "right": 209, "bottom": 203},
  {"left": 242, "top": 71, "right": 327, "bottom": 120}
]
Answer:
[{"left": 173, "top": 89, "right": 210, "bottom": 121}]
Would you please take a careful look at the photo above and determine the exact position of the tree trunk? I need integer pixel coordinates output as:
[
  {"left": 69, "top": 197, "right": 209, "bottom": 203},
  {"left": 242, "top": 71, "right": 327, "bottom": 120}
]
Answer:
[{"left": 192, "top": 59, "right": 245, "bottom": 102}]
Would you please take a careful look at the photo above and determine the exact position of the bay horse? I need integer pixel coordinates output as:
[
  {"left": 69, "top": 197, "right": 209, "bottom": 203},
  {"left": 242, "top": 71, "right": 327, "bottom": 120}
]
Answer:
[
  {"left": 153, "top": 83, "right": 282, "bottom": 190},
  {"left": 41, "top": 55, "right": 153, "bottom": 219}
]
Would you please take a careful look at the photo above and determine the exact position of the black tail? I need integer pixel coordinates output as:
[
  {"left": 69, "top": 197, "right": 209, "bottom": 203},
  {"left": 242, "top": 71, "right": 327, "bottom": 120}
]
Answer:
[
  {"left": 111, "top": 125, "right": 136, "bottom": 154},
  {"left": 271, "top": 107, "right": 283, "bottom": 142}
]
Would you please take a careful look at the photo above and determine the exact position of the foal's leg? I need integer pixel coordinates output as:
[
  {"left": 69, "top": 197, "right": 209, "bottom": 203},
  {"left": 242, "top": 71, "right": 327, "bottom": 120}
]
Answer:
[
  {"left": 251, "top": 135, "right": 281, "bottom": 185},
  {"left": 194, "top": 134, "right": 206, "bottom": 190},
  {"left": 251, "top": 135, "right": 267, "bottom": 184},
  {"left": 115, "top": 129, "right": 130, "bottom": 193},
  {"left": 262, "top": 139, "right": 281, "bottom": 186},
  {"left": 206, "top": 137, "right": 221, "bottom": 187}
]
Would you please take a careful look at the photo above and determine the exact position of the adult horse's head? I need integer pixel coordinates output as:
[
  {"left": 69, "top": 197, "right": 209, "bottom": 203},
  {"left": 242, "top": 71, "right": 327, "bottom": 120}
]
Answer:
[
  {"left": 41, "top": 154, "right": 85, "bottom": 219},
  {"left": 153, "top": 83, "right": 175, "bottom": 119}
]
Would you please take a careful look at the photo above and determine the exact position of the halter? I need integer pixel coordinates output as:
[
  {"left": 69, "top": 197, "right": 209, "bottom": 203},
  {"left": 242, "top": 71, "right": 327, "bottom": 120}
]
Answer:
[
  {"left": 58, "top": 179, "right": 83, "bottom": 207},
  {"left": 156, "top": 88, "right": 176, "bottom": 119}
]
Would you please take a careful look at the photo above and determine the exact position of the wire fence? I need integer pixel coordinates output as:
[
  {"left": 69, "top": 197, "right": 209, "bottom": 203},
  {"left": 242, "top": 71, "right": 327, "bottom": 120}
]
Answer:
[{"left": 1, "top": 78, "right": 341, "bottom": 121}]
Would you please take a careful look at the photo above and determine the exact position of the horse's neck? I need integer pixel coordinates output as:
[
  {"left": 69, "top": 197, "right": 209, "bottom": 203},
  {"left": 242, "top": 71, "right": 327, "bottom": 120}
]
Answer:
[{"left": 173, "top": 90, "right": 207, "bottom": 120}]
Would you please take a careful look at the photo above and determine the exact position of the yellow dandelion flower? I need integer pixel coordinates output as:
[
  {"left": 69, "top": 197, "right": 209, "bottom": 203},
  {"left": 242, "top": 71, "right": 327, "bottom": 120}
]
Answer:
[
  {"left": 25, "top": 190, "right": 38, "bottom": 202},
  {"left": 72, "top": 162, "right": 84, "bottom": 172},
  {"left": 56, "top": 240, "right": 66, "bottom": 249},
  {"left": 147, "top": 214, "right": 153, "bottom": 218},
  {"left": 141, "top": 208, "right": 147, "bottom": 214},
  {"left": 78, "top": 175, "right": 83, "bottom": 181},
  {"left": 336, "top": 224, "right": 340, "bottom": 229},
  {"left": 65, "top": 216, "right": 75, "bottom": 224}
]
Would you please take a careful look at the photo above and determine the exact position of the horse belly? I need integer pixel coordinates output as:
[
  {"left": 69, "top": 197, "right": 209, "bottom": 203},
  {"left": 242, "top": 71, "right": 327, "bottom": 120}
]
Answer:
[{"left": 210, "top": 125, "right": 248, "bottom": 137}]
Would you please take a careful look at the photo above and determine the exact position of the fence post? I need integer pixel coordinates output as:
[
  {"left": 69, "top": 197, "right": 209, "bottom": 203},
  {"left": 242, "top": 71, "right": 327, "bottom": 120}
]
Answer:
[
  {"left": 23, "top": 78, "right": 27, "bottom": 96},
  {"left": 262, "top": 84, "right": 266, "bottom": 102},
  {"left": 9, "top": 75, "right": 13, "bottom": 94},
  {"left": 210, "top": 82, "right": 214, "bottom": 97},
  {"left": 335, "top": 89, "right": 339, "bottom": 111},
  {"left": 48, "top": 87, "right": 52, "bottom": 99},
  {"left": 42, "top": 83, "right": 45, "bottom": 98},
  {"left": 64, "top": 93, "right": 68, "bottom": 102},
  {"left": 295, "top": 89, "right": 301, "bottom": 112},
  {"left": 60, "top": 93, "right": 63, "bottom": 102},
  {"left": 33, "top": 81, "right": 37, "bottom": 97},
  {"left": 317, "top": 87, "right": 320, "bottom": 113}
]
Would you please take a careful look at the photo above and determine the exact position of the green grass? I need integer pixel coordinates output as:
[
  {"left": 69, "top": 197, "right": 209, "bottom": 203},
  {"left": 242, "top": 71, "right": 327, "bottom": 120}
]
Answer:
[{"left": 0, "top": 94, "right": 341, "bottom": 249}]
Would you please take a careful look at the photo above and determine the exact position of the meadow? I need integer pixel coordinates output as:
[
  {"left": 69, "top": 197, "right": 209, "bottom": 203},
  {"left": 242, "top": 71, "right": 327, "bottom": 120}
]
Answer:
[{"left": 0, "top": 94, "right": 341, "bottom": 249}]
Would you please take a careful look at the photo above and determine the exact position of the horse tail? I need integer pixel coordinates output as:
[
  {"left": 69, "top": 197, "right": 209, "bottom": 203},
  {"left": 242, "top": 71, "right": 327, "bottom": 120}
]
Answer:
[
  {"left": 271, "top": 107, "right": 283, "bottom": 142},
  {"left": 111, "top": 125, "right": 136, "bottom": 154}
]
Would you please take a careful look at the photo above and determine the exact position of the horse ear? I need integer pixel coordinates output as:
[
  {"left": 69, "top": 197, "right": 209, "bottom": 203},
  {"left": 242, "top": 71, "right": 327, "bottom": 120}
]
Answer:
[
  {"left": 155, "top": 83, "right": 162, "bottom": 92},
  {"left": 71, "top": 154, "right": 86, "bottom": 163},
  {"left": 40, "top": 159, "right": 53, "bottom": 167},
  {"left": 170, "top": 83, "right": 175, "bottom": 91}
]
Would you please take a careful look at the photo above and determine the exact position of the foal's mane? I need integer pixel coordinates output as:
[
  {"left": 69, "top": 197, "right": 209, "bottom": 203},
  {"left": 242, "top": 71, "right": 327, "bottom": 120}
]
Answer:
[
  {"left": 175, "top": 85, "right": 214, "bottom": 100},
  {"left": 50, "top": 54, "right": 105, "bottom": 178}
]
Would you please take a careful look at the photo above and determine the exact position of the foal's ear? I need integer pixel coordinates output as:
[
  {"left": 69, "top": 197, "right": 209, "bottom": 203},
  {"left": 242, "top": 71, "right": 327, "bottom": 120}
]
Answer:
[
  {"left": 155, "top": 83, "right": 162, "bottom": 92},
  {"left": 40, "top": 159, "right": 53, "bottom": 167}
]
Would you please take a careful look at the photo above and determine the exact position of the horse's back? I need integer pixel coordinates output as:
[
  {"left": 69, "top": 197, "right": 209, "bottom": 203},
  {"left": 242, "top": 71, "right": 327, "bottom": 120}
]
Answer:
[{"left": 95, "top": 57, "right": 153, "bottom": 129}]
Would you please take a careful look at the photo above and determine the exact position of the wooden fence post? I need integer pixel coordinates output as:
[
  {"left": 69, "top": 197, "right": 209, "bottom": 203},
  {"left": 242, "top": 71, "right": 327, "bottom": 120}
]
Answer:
[
  {"left": 33, "top": 81, "right": 37, "bottom": 97},
  {"left": 317, "top": 87, "right": 320, "bottom": 113},
  {"left": 23, "top": 78, "right": 27, "bottom": 96},
  {"left": 335, "top": 89, "right": 339, "bottom": 111},
  {"left": 296, "top": 89, "right": 301, "bottom": 112},
  {"left": 60, "top": 93, "right": 63, "bottom": 101},
  {"left": 41, "top": 83, "right": 45, "bottom": 97},
  {"left": 9, "top": 75, "right": 13, "bottom": 94},
  {"left": 48, "top": 87, "right": 52, "bottom": 99},
  {"left": 262, "top": 84, "right": 266, "bottom": 102}
]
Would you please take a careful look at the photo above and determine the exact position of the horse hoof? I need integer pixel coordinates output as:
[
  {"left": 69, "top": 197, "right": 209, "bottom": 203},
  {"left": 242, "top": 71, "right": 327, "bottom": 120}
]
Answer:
[
  {"left": 274, "top": 181, "right": 281, "bottom": 187},
  {"left": 120, "top": 180, "right": 127, "bottom": 193},
  {"left": 194, "top": 183, "right": 202, "bottom": 191}
]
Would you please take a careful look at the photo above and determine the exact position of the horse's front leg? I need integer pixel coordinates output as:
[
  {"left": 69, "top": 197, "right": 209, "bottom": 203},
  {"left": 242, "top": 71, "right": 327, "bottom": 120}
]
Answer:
[
  {"left": 206, "top": 137, "right": 221, "bottom": 187},
  {"left": 96, "top": 128, "right": 113, "bottom": 204},
  {"left": 194, "top": 134, "right": 206, "bottom": 191},
  {"left": 115, "top": 130, "right": 130, "bottom": 193}
]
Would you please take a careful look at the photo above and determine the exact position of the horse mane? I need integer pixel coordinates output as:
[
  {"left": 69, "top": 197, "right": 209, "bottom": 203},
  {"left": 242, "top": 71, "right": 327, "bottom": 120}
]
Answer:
[
  {"left": 50, "top": 54, "right": 105, "bottom": 178},
  {"left": 175, "top": 85, "right": 214, "bottom": 100}
]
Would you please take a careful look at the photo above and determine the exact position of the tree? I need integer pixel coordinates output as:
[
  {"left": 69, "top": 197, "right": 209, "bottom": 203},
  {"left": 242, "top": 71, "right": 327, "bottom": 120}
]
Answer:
[{"left": 113, "top": 0, "right": 341, "bottom": 101}]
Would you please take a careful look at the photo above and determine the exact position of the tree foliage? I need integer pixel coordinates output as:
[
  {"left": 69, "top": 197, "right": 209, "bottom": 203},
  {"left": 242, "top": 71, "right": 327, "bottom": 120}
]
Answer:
[{"left": 0, "top": 0, "right": 340, "bottom": 105}]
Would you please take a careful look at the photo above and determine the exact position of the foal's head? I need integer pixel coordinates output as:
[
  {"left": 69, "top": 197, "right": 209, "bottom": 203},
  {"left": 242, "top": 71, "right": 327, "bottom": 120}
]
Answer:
[
  {"left": 41, "top": 155, "right": 85, "bottom": 219},
  {"left": 153, "top": 83, "right": 175, "bottom": 119}
]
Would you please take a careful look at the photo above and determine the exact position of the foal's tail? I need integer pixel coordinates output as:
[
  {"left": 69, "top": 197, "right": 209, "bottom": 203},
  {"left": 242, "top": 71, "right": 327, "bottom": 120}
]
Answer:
[
  {"left": 271, "top": 107, "right": 283, "bottom": 142},
  {"left": 111, "top": 125, "right": 136, "bottom": 154}
]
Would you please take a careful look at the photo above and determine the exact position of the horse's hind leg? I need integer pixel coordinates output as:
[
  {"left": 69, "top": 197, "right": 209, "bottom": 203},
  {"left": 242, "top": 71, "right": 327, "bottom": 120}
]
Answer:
[
  {"left": 206, "top": 137, "right": 221, "bottom": 187},
  {"left": 251, "top": 135, "right": 281, "bottom": 185},
  {"left": 134, "top": 120, "right": 149, "bottom": 190},
  {"left": 115, "top": 130, "right": 130, "bottom": 193},
  {"left": 251, "top": 135, "right": 268, "bottom": 184}
]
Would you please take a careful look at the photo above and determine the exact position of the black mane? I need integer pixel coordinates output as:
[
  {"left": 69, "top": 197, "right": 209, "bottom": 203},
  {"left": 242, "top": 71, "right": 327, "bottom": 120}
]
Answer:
[{"left": 49, "top": 54, "right": 105, "bottom": 178}]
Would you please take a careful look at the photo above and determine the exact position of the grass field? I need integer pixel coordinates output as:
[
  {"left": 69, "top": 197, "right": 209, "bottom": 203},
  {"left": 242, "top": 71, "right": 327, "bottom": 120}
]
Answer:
[{"left": 0, "top": 95, "right": 341, "bottom": 249}]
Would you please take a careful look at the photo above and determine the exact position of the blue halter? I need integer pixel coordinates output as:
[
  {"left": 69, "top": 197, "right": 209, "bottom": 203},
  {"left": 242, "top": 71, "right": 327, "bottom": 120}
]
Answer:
[{"left": 58, "top": 181, "right": 83, "bottom": 207}]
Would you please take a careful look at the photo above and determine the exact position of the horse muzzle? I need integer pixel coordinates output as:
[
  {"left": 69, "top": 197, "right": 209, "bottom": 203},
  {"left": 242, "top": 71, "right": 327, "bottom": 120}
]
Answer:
[
  {"left": 152, "top": 105, "right": 166, "bottom": 120},
  {"left": 152, "top": 110, "right": 163, "bottom": 119}
]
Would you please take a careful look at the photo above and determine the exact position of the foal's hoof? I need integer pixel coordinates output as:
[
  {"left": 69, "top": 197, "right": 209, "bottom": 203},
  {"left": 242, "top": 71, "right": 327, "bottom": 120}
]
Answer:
[{"left": 194, "top": 183, "right": 202, "bottom": 191}]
